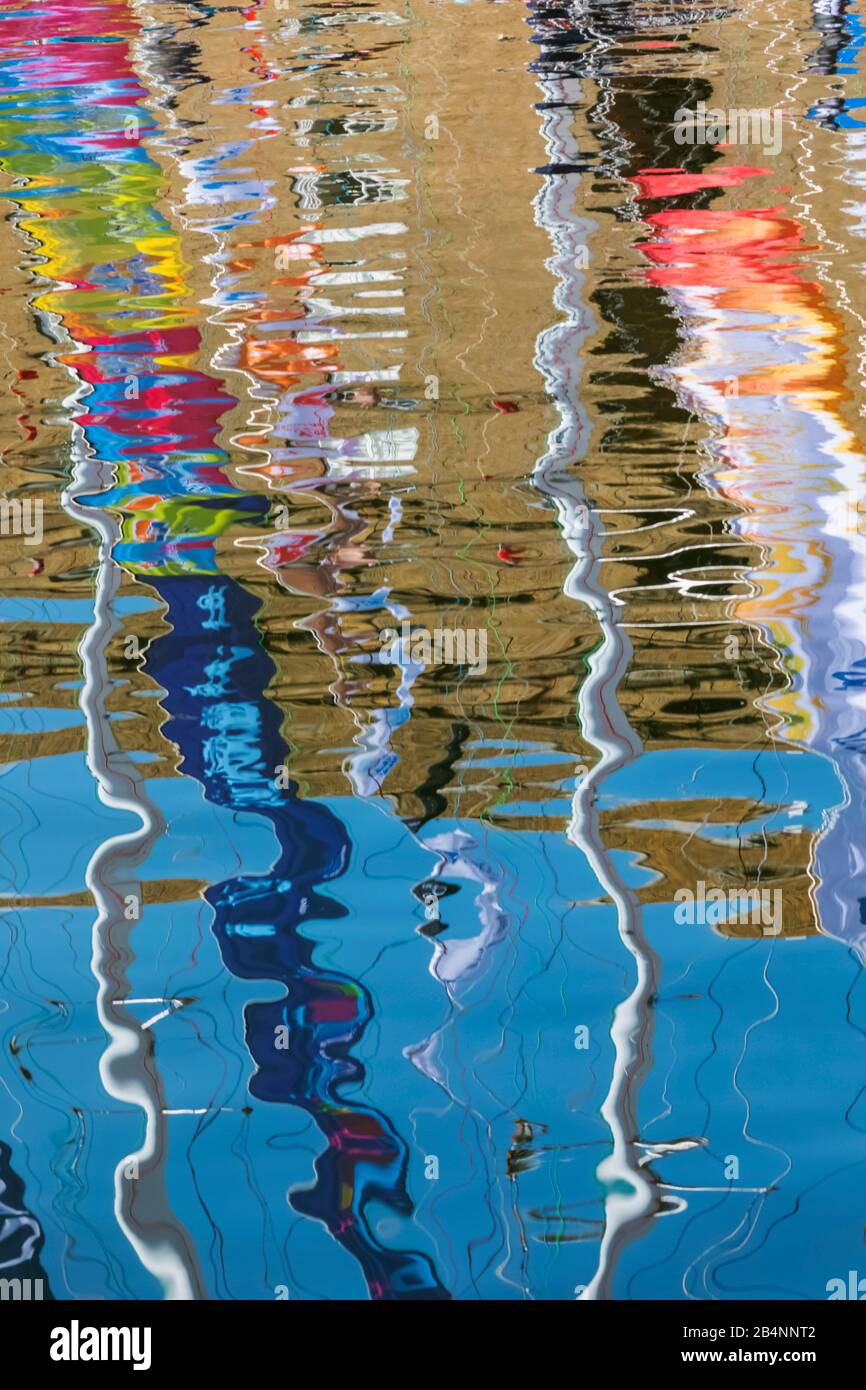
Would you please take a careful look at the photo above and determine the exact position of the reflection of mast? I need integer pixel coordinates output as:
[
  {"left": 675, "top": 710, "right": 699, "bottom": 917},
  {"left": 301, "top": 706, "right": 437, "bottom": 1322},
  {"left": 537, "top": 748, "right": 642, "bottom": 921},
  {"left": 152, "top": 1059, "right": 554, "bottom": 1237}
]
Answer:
[
  {"left": 528, "top": 2, "right": 661, "bottom": 1300},
  {"left": 64, "top": 427, "right": 207, "bottom": 1300}
]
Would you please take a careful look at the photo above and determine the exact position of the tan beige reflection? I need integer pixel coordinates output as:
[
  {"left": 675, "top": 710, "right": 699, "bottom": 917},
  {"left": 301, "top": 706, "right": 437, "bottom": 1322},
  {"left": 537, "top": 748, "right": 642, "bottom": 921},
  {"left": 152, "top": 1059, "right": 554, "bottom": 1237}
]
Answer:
[{"left": 4, "top": 2, "right": 866, "bottom": 939}]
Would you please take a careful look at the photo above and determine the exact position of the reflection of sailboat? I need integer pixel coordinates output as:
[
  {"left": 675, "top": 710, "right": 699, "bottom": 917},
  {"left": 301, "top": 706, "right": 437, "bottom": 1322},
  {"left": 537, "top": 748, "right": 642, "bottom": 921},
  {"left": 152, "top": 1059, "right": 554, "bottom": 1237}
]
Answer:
[
  {"left": 130, "top": 11, "right": 447, "bottom": 1301},
  {"left": 522, "top": 0, "right": 827, "bottom": 1298},
  {"left": 147, "top": 571, "right": 447, "bottom": 1298},
  {"left": 0, "top": 0, "right": 208, "bottom": 1299},
  {"left": 414, "top": 829, "right": 511, "bottom": 989},
  {"left": 3, "top": 0, "right": 447, "bottom": 1300},
  {"left": 139, "top": 2, "right": 449, "bottom": 1301}
]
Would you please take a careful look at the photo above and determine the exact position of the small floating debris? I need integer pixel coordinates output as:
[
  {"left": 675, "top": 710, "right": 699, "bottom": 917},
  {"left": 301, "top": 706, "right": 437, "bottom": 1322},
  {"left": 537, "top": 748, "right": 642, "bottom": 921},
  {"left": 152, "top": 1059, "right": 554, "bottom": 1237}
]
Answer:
[
  {"left": 636, "top": 1136, "right": 709, "bottom": 1166},
  {"left": 497, "top": 545, "right": 524, "bottom": 564}
]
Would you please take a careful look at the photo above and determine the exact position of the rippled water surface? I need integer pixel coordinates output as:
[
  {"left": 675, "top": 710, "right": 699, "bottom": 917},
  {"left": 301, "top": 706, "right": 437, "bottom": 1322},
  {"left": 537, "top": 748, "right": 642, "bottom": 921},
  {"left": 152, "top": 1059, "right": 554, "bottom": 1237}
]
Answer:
[{"left": 2, "top": 0, "right": 866, "bottom": 1302}]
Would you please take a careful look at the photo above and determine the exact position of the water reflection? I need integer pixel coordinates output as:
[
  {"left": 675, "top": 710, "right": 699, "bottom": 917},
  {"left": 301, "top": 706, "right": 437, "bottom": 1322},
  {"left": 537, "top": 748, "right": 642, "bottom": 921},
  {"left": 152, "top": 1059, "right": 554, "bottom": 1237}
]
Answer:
[{"left": 1, "top": 0, "right": 866, "bottom": 1302}]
